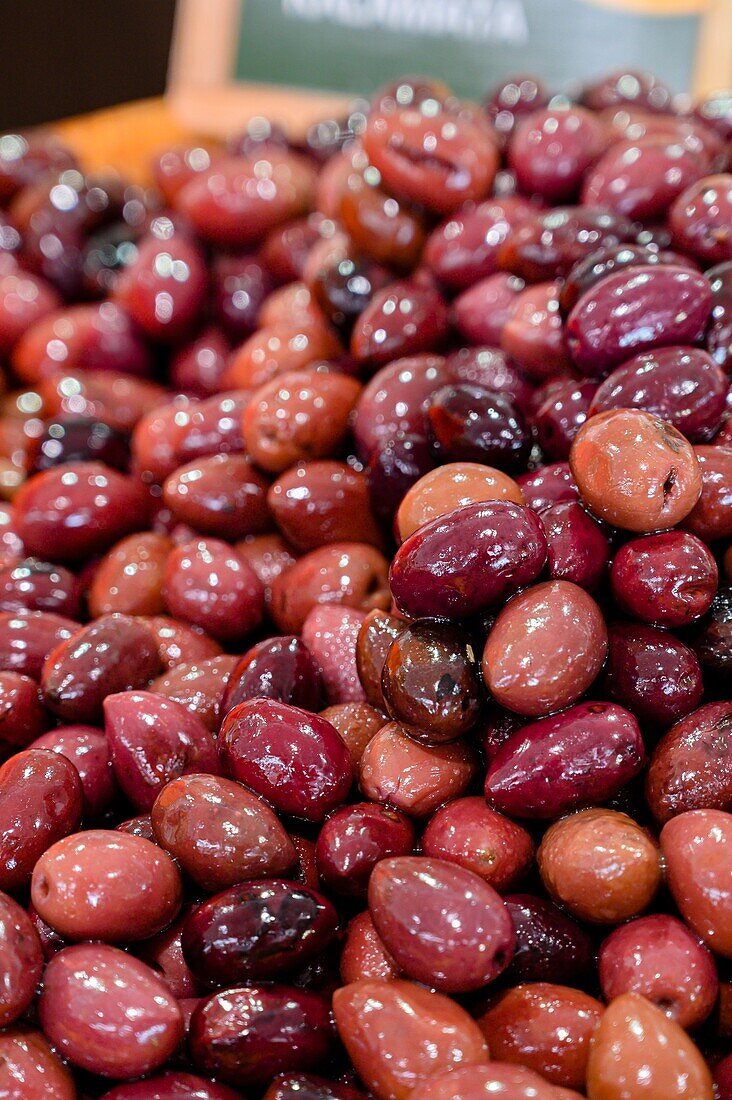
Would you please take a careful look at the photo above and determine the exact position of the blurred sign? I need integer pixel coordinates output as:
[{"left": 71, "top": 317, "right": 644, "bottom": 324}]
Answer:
[{"left": 232, "top": 0, "right": 712, "bottom": 95}]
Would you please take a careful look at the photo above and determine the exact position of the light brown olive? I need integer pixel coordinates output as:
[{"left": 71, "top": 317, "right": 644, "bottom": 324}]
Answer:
[
  {"left": 570, "top": 409, "right": 702, "bottom": 532},
  {"left": 31, "top": 829, "right": 182, "bottom": 941},
  {"left": 359, "top": 721, "right": 477, "bottom": 817},
  {"left": 478, "top": 983, "right": 603, "bottom": 1091},
  {"left": 396, "top": 462, "right": 524, "bottom": 542},
  {"left": 482, "top": 580, "right": 608, "bottom": 717},
  {"left": 586, "top": 993, "right": 713, "bottom": 1099},
  {"left": 538, "top": 809, "right": 662, "bottom": 924},
  {"left": 320, "top": 702, "right": 386, "bottom": 766},
  {"left": 242, "top": 369, "right": 362, "bottom": 474},
  {"left": 268, "top": 460, "right": 383, "bottom": 551}
]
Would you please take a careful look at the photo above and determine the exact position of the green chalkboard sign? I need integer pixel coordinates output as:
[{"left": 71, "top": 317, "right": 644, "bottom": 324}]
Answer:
[{"left": 235, "top": 0, "right": 701, "bottom": 99}]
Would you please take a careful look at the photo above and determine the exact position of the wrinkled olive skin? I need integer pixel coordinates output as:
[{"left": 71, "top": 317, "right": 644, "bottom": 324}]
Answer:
[
  {"left": 181, "top": 879, "right": 339, "bottom": 987},
  {"left": 485, "top": 702, "right": 644, "bottom": 819},
  {"left": 390, "top": 501, "right": 547, "bottom": 620},
  {"left": 189, "top": 985, "right": 334, "bottom": 1088}
]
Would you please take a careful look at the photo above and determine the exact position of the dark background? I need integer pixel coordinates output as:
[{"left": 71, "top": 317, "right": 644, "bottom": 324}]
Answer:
[{"left": 0, "top": 0, "right": 176, "bottom": 130}]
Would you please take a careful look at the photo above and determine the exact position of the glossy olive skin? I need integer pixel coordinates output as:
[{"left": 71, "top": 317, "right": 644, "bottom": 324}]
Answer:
[
  {"left": 670, "top": 173, "right": 732, "bottom": 265},
  {"left": 0, "top": 748, "right": 82, "bottom": 892},
  {"left": 0, "top": 558, "right": 81, "bottom": 618},
  {"left": 397, "top": 462, "right": 524, "bottom": 542},
  {"left": 359, "top": 722, "right": 477, "bottom": 818},
  {"left": 268, "top": 542, "right": 390, "bottom": 635},
  {"left": 41, "top": 614, "right": 161, "bottom": 723},
  {"left": 586, "top": 993, "right": 714, "bottom": 1100},
  {"left": 221, "top": 635, "right": 323, "bottom": 717},
  {"left": 570, "top": 409, "right": 703, "bottom": 533},
  {"left": 508, "top": 106, "right": 608, "bottom": 203},
  {"left": 302, "top": 604, "right": 367, "bottom": 707},
  {"left": 381, "top": 619, "right": 483, "bottom": 743},
  {"left": 0, "top": 890, "right": 43, "bottom": 1025},
  {"left": 390, "top": 501, "right": 547, "bottom": 620},
  {"left": 163, "top": 454, "right": 270, "bottom": 541},
  {"left": 540, "top": 500, "right": 611, "bottom": 592},
  {"left": 582, "top": 137, "right": 704, "bottom": 222},
  {"left": 590, "top": 347, "right": 727, "bottom": 443},
  {"left": 269, "top": 461, "right": 383, "bottom": 552},
  {"left": 14, "top": 461, "right": 148, "bottom": 562},
  {"left": 163, "top": 538, "right": 264, "bottom": 642},
  {"left": 264, "top": 1073, "right": 367, "bottom": 1100},
  {"left": 367, "top": 433, "right": 435, "bottom": 527},
  {"left": 351, "top": 281, "right": 449, "bottom": 367},
  {"left": 141, "top": 614, "right": 223, "bottom": 669},
  {"left": 356, "top": 609, "right": 405, "bottom": 710},
  {"left": 424, "top": 197, "right": 536, "bottom": 290},
  {"left": 219, "top": 698, "right": 353, "bottom": 822},
  {"left": 693, "top": 586, "right": 732, "bottom": 672},
  {"left": 604, "top": 623, "right": 703, "bottom": 730},
  {"left": 0, "top": 611, "right": 79, "bottom": 683},
  {"left": 566, "top": 265, "right": 713, "bottom": 376},
  {"left": 422, "top": 797, "right": 534, "bottom": 892},
  {"left": 685, "top": 445, "right": 732, "bottom": 543},
  {"left": 485, "top": 701, "right": 644, "bottom": 819},
  {"left": 482, "top": 581, "right": 608, "bottom": 717},
  {"left": 89, "top": 532, "right": 171, "bottom": 618},
  {"left": 40, "top": 943, "right": 184, "bottom": 1079},
  {"left": 454, "top": 272, "right": 526, "bottom": 347},
  {"left": 478, "top": 983, "right": 603, "bottom": 1090},
  {"left": 99, "top": 1072, "right": 243, "bottom": 1100},
  {"left": 363, "top": 109, "right": 498, "bottom": 215},
  {"left": 539, "top": 809, "right": 662, "bottom": 924},
  {"left": 32, "top": 724, "right": 116, "bottom": 818},
  {"left": 611, "top": 531, "right": 718, "bottom": 627},
  {"left": 706, "top": 261, "right": 732, "bottom": 371},
  {"left": 534, "top": 379, "right": 596, "bottom": 461},
  {"left": 518, "top": 461, "right": 578, "bottom": 513},
  {"left": 0, "top": 1026, "right": 77, "bottom": 1100},
  {"left": 599, "top": 914, "right": 718, "bottom": 1030},
  {"left": 426, "top": 384, "right": 532, "bottom": 472},
  {"left": 369, "top": 856, "right": 514, "bottom": 993},
  {"left": 340, "top": 910, "right": 401, "bottom": 984},
  {"left": 558, "top": 242, "right": 693, "bottom": 316},
  {"left": 316, "top": 802, "right": 414, "bottom": 897},
  {"left": 410, "top": 1062, "right": 574, "bottom": 1100},
  {"left": 321, "top": 702, "right": 384, "bottom": 767},
  {"left": 31, "top": 829, "right": 182, "bottom": 941},
  {"left": 189, "top": 985, "right": 334, "bottom": 1088},
  {"left": 103, "top": 690, "right": 219, "bottom": 811},
  {"left": 500, "top": 206, "right": 634, "bottom": 283},
  {"left": 661, "top": 809, "right": 732, "bottom": 957},
  {"left": 353, "top": 354, "right": 448, "bottom": 461},
  {"left": 504, "top": 894, "right": 594, "bottom": 988},
  {"left": 182, "top": 879, "right": 338, "bottom": 987},
  {"left": 334, "top": 978, "right": 488, "bottom": 1100},
  {"left": 152, "top": 773, "right": 295, "bottom": 890},
  {"left": 0, "top": 671, "right": 50, "bottom": 754},
  {"left": 149, "top": 655, "right": 236, "bottom": 732},
  {"left": 501, "top": 280, "right": 573, "bottom": 380}
]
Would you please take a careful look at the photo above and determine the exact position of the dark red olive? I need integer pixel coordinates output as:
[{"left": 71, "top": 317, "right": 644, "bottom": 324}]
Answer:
[
  {"left": 26, "top": 417, "right": 131, "bottom": 476},
  {"left": 316, "top": 803, "right": 415, "bottom": 897},
  {"left": 221, "top": 635, "right": 324, "bottom": 716},
  {"left": 219, "top": 698, "right": 353, "bottom": 822},
  {"left": 604, "top": 623, "right": 704, "bottom": 730},
  {"left": 189, "top": 985, "right": 334, "bottom": 1088},
  {"left": 558, "top": 243, "right": 695, "bottom": 317},
  {"left": 504, "top": 893, "right": 595, "bottom": 987},
  {"left": 0, "top": 748, "right": 82, "bottom": 893},
  {"left": 390, "top": 501, "right": 547, "bottom": 619},
  {"left": 500, "top": 206, "right": 634, "bottom": 283},
  {"left": 0, "top": 611, "right": 79, "bottom": 681},
  {"left": 181, "top": 880, "right": 339, "bottom": 987},
  {"left": 0, "top": 559, "right": 81, "bottom": 617},
  {"left": 540, "top": 500, "right": 611, "bottom": 592},
  {"left": 706, "top": 261, "right": 732, "bottom": 372},
  {"left": 426, "top": 384, "right": 532, "bottom": 472},
  {"left": 485, "top": 701, "right": 645, "bottom": 819},
  {"left": 41, "top": 614, "right": 161, "bottom": 723}
]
